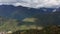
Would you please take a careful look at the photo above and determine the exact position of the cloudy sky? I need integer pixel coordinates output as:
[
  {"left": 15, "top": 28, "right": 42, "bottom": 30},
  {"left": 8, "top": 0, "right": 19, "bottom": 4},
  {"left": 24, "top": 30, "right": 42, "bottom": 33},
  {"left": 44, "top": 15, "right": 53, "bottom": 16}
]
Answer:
[{"left": 0, "top": 0, "right": 60, "bottom": 8}]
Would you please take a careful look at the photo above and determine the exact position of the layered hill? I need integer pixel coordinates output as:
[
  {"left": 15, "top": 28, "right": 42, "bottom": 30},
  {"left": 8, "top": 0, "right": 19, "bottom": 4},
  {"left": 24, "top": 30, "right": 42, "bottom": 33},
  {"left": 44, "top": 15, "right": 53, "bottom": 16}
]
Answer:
[{"left": 0, "top": 5, "right": 60, "bottom": 31}]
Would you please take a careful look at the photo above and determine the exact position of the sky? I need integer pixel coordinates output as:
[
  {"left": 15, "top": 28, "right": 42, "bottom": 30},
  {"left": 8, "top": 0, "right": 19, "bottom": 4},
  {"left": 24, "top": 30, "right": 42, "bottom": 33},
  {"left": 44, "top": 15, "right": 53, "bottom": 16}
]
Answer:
[{"left": 0, "top": 0, "right": 60, "bottom": 8}]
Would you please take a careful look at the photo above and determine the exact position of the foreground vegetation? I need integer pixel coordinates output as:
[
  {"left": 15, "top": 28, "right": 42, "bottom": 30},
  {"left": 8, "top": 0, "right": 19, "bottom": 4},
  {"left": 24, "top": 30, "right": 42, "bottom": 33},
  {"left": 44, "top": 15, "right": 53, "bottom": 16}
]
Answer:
[{"left": 12, "top": 25, "right": 60, "bottom": 34}]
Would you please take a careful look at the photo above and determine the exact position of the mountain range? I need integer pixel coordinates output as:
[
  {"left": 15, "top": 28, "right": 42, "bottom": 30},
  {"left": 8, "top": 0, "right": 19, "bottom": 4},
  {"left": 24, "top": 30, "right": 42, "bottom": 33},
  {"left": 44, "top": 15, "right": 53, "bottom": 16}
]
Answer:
[
  {"left": 0, "top": 5, "right": 57, "bottom": 19},
  {"left": 0, "top": 5, "right": 60, "bottom": 26}
]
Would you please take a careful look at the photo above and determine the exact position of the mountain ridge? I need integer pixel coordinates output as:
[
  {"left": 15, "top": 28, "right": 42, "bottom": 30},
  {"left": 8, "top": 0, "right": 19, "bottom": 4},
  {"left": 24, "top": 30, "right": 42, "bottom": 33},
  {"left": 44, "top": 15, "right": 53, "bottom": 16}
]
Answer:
[{"left": 0, "top": 5, "right": 57, "bottom": 19}]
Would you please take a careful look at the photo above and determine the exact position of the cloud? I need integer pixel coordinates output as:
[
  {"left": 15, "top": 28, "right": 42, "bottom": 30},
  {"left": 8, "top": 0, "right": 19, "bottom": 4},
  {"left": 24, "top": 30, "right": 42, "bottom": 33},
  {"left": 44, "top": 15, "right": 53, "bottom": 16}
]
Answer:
[{"left": 0, "top": 0, "right": 60, "bottom": 8}]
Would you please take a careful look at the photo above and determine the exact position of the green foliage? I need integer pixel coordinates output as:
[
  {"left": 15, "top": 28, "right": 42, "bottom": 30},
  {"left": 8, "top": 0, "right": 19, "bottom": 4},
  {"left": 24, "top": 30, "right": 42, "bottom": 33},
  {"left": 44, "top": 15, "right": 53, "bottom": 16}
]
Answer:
[{"left": 0, "top": 18, "right": 19, "bottom": 31}]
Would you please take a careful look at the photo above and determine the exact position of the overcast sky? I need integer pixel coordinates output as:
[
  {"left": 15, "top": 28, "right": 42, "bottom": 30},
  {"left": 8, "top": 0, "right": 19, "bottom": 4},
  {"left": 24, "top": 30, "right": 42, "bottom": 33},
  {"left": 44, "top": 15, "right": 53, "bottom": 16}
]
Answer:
[{"left": 0, "top": 0, "right": 60, "bottom": 8}]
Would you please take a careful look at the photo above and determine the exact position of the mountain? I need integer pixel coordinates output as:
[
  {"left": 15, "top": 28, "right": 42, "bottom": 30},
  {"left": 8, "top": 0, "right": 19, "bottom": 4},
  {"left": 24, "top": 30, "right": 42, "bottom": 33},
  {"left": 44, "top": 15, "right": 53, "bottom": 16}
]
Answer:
[
  {"left": 0, "top": 5, "right": 60, "bottom": 26},
  {"left": 0, "top": 5, "right": 56, "bottom": 19}
]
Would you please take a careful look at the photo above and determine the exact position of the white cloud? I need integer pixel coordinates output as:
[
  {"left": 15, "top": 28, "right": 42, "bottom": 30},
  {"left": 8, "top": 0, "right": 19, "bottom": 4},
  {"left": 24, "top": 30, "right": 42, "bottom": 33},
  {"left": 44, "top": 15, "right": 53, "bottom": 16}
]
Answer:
[{"left": 0, "top": 0, "right": 60, "bottom": 8}]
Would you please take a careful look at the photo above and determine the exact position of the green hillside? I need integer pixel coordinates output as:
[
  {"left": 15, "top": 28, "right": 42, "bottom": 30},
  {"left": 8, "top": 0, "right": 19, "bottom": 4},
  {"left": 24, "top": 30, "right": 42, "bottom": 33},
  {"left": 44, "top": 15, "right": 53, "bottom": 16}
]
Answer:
[{"left": 0, "top": 12, "right": 60, "bottom": 32}]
